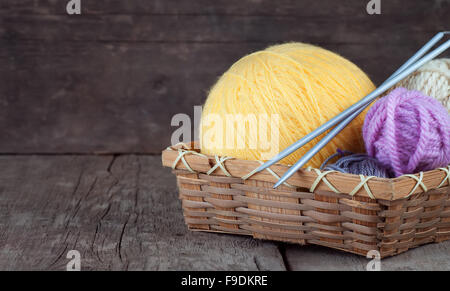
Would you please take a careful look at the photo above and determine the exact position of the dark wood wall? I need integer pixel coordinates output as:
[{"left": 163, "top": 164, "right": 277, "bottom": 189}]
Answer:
[{"left": 0, "top": 0, "right": 448, "bottom": 153}]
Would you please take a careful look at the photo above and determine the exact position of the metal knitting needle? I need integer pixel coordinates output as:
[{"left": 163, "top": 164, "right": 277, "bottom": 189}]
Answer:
[
  {"left": 273, "top": 38, "right": 450, "bottom": 188},
  {"left": 252, "top": 31, "right": 449, "bottom": 174},
  {"left": 388, "top": 31, "right": 449, "bottom": 83}
]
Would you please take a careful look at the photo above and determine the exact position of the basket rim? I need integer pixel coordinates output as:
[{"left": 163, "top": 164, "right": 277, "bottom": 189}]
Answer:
[{"left": 162, "top": 142, "right": 449, "bottom": 201}]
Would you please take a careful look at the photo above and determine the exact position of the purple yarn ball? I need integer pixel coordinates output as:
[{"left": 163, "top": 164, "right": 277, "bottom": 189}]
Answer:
[{"left": 363, "top": 87, "right": 450, "bottom": 177}]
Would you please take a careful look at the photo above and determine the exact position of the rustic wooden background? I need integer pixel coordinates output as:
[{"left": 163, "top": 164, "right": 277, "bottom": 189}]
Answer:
[
  {"left": 1, "top": 0, "right": 450, "bottom": 271},
  {"left": 0, "top": 0, "right": 449, "bottom": 153}
]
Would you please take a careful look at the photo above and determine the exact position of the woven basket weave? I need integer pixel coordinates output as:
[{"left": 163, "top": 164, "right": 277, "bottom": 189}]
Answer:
[{"left": 162, "top": 142, "right": 450, "bottom": 258}]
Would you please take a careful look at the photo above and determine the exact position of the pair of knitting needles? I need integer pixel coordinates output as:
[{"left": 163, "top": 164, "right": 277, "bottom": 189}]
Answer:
[{"left": 253, "top": 31, "right": 450, "bottom": 189}]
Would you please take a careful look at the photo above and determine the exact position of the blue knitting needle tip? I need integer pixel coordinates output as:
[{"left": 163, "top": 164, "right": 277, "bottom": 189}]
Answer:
[
  {"left": 273, "top": 179, "right": 285, "bottom": 189},
  {"left": 254, "top": 126, "right": 335, "bottom": 173},
  {"left": 274, "top": 106, "right": 366, "bottom": 188}
]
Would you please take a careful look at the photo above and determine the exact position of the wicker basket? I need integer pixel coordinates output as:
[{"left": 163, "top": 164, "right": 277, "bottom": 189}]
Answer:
[{"left": 162, "top": 142, "right": 450, "bottom": 258}]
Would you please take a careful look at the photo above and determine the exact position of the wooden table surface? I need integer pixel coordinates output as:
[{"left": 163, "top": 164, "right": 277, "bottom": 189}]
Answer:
[{"left": 1, "top": 154, "right": 449, "bottom": 271}]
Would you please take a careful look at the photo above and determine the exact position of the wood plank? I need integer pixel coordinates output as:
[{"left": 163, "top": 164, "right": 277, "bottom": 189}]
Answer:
[
  {"left": 0, "top": 155, "right": 286, "bottom": 270},
  {"left": 2, "top": 14, "right": 445, "bottom": 44},
  {"left": 1, "top": 0, "right": 447, "bottom": 16},
  {"left": 284, "top": 241, "right": 450, "bottom": 271},
  {"left": 0, "top": 41, "right": 260, "bottom": 154}
]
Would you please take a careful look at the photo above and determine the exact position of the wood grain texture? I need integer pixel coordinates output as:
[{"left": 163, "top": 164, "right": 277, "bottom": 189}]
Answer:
[
  {"left": 0, "top": 0, "right": 449, "bottom": 153},
  {"left": 0, "top": 155, "right": 285, "bottom": 270}
]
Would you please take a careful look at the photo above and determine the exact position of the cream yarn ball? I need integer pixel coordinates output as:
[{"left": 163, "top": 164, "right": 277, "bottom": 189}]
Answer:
[{"left": 395, "top": 58, "right": 449, "bottom": 113}]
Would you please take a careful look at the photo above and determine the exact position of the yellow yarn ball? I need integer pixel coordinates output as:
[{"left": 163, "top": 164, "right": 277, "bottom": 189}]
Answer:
[{"left": 200, "top": 43, "right": 376, "bottom": 168}]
